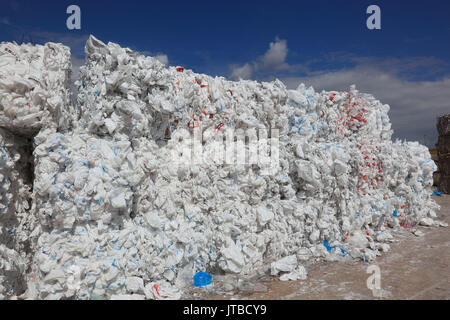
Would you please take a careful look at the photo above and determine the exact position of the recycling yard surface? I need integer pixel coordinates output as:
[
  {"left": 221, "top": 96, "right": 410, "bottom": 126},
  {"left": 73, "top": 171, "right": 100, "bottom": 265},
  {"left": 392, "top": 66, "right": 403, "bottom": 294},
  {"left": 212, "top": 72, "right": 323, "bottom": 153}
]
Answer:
[{"left": 201, "top": 194, "right": 450, "bottom": 300}]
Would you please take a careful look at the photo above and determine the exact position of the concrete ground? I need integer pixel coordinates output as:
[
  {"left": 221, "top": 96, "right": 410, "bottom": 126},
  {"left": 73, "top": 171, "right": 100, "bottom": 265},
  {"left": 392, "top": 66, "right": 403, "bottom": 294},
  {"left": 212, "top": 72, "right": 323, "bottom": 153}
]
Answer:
[{"left": 201, "top": 194, "right": 449, "bottom": 300}]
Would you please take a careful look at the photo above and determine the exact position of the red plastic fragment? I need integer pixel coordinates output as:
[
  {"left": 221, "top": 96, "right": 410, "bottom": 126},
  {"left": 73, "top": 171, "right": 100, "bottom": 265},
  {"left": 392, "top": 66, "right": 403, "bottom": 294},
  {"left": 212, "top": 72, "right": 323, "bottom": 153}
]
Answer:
[
  {"left": 176, "top": 67, "right": 184, "bottom": 72},
  {"left": 188, "top": 120, "right": 200, "bottom": 128},
  {"left": 153, "top": 284, "right": 160, "bottom": 296}
]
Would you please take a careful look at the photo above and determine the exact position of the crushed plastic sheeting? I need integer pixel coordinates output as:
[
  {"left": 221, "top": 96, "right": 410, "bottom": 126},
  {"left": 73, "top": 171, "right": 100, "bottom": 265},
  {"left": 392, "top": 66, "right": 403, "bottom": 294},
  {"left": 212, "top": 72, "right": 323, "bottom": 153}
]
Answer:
[
  {"left": 76, "top": 35, "right": 289, "bottom": 143},
  {"left": 0, "top": 42, "right": 75, "bottom": 136},
  {"left": 0, "top": 35, "right": 444, "bottom": 300},
  {"left": 0, "top": 244, "right": 26, "bottom": 299},
  {"left": 0, "top": 128, "right": 33, "bottom": 225}
]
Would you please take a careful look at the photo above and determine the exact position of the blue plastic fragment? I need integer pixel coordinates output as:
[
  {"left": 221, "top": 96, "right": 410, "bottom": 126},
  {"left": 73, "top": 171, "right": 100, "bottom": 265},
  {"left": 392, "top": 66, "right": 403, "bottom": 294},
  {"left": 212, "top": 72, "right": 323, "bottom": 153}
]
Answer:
[
  {"left": 323, "top": 239, "right": 334, "bottom": 251},
  {"left": 393, "top": 210, "right": 398, "bottom": 217},
  {"left": 433, "top": 190, "right": 442, "bottom": 196},
  {"left": 193, "top": 272, "right": 212, "bottom": 288},
  {"left": 324, "top": 240, "right": 346, "bottom": 256}
]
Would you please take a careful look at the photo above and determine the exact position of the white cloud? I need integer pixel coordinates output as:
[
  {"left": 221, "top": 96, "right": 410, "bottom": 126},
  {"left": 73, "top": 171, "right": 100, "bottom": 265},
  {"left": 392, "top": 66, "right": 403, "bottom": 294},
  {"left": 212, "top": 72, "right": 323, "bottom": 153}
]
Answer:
[
  {"left": 138, "top": 50, "right": 169, "bottom": 65},
  {"left": 154, "top": 54, "right": 168, "bottom": 66},
  {"left": 228, "top": 38, "right": 290, "bottom": 79},
  {"left": 230, "top": 63, "right": 253, "bottom": 80},
  {"left": 282, "top": 64, "right": 450, "bottom": 146},
  {"left": 261, "top": 38, "right": 288, "bottom": 71}
]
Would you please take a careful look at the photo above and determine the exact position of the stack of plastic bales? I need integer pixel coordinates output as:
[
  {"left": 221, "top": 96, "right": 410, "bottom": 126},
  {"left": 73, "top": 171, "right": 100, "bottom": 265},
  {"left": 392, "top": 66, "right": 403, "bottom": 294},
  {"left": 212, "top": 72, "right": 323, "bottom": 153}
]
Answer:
[{"left": 0, "top": 35, "right": 443, "bottom": 300}]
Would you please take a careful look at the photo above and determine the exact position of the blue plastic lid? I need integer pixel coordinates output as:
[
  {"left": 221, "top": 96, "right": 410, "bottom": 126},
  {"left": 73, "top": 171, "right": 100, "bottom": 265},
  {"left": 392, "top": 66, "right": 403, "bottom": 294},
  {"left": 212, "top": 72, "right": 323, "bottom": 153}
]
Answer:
[{"left": 193, "top": 272, "right": 212, "bottom": 288}]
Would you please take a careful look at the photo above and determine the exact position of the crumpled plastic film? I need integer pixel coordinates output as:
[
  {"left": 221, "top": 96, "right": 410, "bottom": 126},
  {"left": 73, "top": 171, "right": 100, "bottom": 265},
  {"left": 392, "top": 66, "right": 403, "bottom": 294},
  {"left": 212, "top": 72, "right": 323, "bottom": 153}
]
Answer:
[
  {"left": 0, "top": 35, "right": 442, "bottom": 300},
  {"left": 76, "top": 36, "right": 289, "bottom": 143},
  {"left": 0, "top": 128, "right": 33, "bottom": 294},
  {"left": 0, "top": 41, "right": 75, "bottom": 136},
  {"left": 0, "top": 128, "right": 32, "bottom": 230},
  {"left": 0, "top": 244, "right": 26, "bottom": 299}
]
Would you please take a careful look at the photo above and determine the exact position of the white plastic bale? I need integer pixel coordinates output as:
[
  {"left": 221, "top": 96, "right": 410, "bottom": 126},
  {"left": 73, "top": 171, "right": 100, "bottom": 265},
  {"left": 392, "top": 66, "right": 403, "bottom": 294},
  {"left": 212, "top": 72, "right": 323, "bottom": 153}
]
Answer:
[
  {"left": 0, "top": 41, "right": 75, "bottom": 135},
  {"left": 76, "top": 36, "right": 289, "bottom": 142},
  {"left": 0, "top": 128, "right": 34, "bottom": 289}
]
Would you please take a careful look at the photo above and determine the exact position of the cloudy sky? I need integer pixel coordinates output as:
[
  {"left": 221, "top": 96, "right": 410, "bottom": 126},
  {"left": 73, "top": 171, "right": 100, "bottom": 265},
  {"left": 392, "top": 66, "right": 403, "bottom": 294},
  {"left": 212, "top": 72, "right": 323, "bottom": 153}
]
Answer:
[{"left": 1, "top": 0, "right": 449, "bottom": 146}]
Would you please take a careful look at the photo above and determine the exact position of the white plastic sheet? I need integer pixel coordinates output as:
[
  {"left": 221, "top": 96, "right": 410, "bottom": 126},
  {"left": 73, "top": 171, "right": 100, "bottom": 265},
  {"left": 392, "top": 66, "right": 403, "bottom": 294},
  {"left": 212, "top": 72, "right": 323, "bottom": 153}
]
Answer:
[{"left": 0, "top": 41, "right": 75, "bottom": 136}]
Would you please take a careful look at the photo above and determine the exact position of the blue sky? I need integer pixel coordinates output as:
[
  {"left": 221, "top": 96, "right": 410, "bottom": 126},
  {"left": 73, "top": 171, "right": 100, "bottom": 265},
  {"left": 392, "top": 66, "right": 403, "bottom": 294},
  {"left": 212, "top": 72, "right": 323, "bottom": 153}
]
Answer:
[{"left": 1, "top": 0, "right": 449, "bottom": 146}]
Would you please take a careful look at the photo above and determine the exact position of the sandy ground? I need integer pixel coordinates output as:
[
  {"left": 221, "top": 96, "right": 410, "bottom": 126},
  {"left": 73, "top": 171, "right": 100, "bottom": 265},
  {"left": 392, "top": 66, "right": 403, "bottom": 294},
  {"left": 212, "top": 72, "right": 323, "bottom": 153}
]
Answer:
[{"left": 199, "top": 194, "right": 449, "bottom": 300}]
